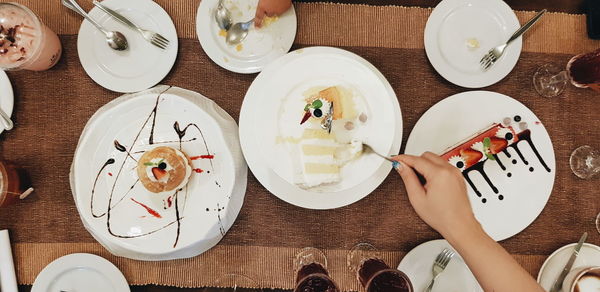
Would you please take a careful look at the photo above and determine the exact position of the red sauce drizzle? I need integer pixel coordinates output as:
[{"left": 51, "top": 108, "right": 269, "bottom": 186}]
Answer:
[
  {"left": 130, "top": 198, "right": 162, "bottom": 218},
  {"left": 193, "top": 168, "right": 204, "bottom": 173},
  {"left": 191, "top": 155, "right": 214, "bottom": 160},
  {"left": 167, "top": 196, "right": 173, "bottom": 208},
  {"left": 534, "top": 121, "right": 541, "bottom": 125},
  {"left": 108, "top": 172, "right": 113, "bottom": 176}
]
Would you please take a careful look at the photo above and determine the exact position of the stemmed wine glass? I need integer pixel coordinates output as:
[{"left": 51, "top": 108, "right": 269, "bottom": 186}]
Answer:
[
  {"left": 347, "top": 243, "right": 413, "bottom": 292},
  {"left": 533, "top": 48, "right": 600, "bottom": 97},
  {"left": 570, "top": 146, "right": 600, "bottom": 179},
  {"left": 294, "top": 247, "right": 340, "bottom": 292}
]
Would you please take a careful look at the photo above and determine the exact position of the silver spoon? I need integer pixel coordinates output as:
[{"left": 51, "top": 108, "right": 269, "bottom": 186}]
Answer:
[
  {"left": 214, "top": 0, "right": 232, "bottom": 30},
  {"left": 0, "top": 107, "right": 13, "bottom": 131},
  {"left": 226, "top": 19, "right": 254, "bottom": 45},
  {"left": 61, "top": 0, "right": 128, "bottom": 51}
]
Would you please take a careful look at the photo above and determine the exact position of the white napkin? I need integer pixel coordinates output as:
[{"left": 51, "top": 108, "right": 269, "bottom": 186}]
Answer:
[{"left": 0, "top": 229, "right": 18, "bottom": 292}]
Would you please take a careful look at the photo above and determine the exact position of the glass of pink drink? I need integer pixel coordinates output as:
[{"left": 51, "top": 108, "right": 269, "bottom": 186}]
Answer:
[{"left": 0, "top": 3, "right": 62, "bottom": 71}]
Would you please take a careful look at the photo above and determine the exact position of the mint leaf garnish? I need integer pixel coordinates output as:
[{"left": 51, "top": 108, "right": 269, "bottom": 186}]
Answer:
[
  {"left": 312, "top": 99, "right": 322, "bottom": 109},
  {"left": 486, "top": 153, "right": 496, "bottom": 161},
  {"left": 483, "top": 137, "right": 491, "bottom": 148},
  {"left": 144, "top": 162, "right": 154, "bottom": 166}
]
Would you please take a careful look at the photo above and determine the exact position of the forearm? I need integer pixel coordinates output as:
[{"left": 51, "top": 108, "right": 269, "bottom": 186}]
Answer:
[{"left": 443, "top": 222, "right": 544, "bottom": 292}]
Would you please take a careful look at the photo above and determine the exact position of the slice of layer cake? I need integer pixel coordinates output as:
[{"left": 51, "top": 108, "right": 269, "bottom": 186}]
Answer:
[{"left": 297, "top": 127, "right": 340, "bottom": 188}]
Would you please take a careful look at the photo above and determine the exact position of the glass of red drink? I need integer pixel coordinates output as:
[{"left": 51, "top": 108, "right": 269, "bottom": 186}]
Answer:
[
  {"left": 533, "top": 48, "right": 600, "bottom": 97},
  {"left": 294, "top": 247, "right": 339, "bottom": 292},
  {"left": 0, "top": 160, "right": 33, "bottom": 207},
  {"left": 347, "top": 243, "right": 413, "bottom": 292}
]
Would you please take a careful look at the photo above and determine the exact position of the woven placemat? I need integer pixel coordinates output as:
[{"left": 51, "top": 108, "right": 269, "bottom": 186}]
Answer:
[{"left": 1, "top": 1, "right": 599, "bottom": 290}]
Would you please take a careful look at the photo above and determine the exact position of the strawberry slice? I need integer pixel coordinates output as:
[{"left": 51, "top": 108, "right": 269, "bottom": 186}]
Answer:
[
  {"left": 300, "top": 111, "right": 311, "bottom": 125},
  {"left": 460, "top": 149, "right": 483, "bottom": 167},
  {"left": 152, "top": 167, "right": 167, "bottom": 180},
  {"left": 488, "top": 137, "right": 508, "bottom": 154}
]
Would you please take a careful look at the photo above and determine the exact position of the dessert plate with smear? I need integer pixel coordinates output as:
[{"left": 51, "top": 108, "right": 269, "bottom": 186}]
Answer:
[
  {"left": 0, "top": 71, "right": 13, "bottom": 135},
  {"left": 196, "top": 0, "right": 297, "bottom": 73},
  {"left": 405, "top": 91, "right": 555, "bottom": 241},
  {"left": 70, "top": 85, "right": 247, "bottom": 260},
  {"left": 240, "top": 47, "right": 402, "bottom": 210},
  {"left": 424, "top": 0, "right": 522, "bottom": 88}
]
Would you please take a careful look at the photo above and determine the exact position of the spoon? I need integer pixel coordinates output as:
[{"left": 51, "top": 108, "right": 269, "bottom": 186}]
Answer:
[
  {"left": 226, "top": 19, "right": 254, "bottom": 45},
  {"left": 214, "top": 0, "right": 232, "bottom": 30},
  {"left": 61, "top": 0, "right": 128, "bottom": 51},
  {"left": 0, "top": 107, "right": 13, "bottom": 131}
]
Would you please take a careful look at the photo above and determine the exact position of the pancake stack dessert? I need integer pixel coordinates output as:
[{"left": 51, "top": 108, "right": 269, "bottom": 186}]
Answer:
[{"left": 137, "top": 146, "right": 193, "bottom": 193}]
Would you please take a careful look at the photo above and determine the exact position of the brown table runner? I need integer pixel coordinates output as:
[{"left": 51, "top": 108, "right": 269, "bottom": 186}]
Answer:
[{"left": 0, "top": 1, "right": 599, "bottom": 290}]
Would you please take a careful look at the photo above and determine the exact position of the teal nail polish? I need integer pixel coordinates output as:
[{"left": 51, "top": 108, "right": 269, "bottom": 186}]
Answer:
[{"left": 392, "top": 161, "right": 400, "bottom": 169}]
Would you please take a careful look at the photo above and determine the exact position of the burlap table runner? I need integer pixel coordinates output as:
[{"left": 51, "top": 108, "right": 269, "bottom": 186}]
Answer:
[{"left": 0, "top": 1, "right": 599, "bottom": 290}]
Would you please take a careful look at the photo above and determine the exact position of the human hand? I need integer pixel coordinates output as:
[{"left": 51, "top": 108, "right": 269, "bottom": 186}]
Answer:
[
  {"left": 254, "top": 0, "right": 292, "bottom": 28},
  {"left": 392, "top": 152, "right": 481, "bottom": 238}
]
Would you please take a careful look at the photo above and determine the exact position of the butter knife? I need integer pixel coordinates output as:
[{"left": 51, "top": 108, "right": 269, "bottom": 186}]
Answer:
[{"left": 549, "top": 232, "right": 588, "bottom": 292}]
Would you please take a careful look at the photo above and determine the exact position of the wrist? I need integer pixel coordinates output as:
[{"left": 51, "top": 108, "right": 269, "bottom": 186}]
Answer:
[{"left": 440, "top": 217, "right": 486, "bottom": 247}]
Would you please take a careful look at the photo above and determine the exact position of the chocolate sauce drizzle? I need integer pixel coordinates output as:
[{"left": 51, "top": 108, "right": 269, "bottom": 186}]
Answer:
[
  {"left": 463, "top": 129, "right": 551, "bottom": 203},
  {"left": 90, "top": 86, "right": 223, "bottom": 248}
]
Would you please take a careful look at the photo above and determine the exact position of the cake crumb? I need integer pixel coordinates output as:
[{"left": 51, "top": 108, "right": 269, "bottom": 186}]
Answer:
[
  {"left": 466, "top": 38, "right": 480, "bottom": 50},
  {"left": 219, "top": 29, "right": 227, "bottom": 37},
  {"left": 236, "top": 44, "right": 243, "bottom": 52}
]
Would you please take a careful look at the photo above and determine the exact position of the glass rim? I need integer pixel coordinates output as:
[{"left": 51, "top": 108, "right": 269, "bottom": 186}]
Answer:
[
  {"left": 293, "top": 273, "right": 340, "bottom": 292},
  {"left": 364, "top": 268, "right": 413, "bottom": 292},
  {"left": 0, "top": 161, "right": 7, "bottom": 206},
  {"left": 0, "top": 2, "right": 45, "bottom": 70}
]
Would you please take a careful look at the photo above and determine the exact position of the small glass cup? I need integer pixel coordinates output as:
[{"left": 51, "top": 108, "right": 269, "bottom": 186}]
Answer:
[
  {"left": 533, "top": 48, "right": 600, "bottom": 98},
  {"left": 0, "top": 160, "right": 33, "bottom": 207},
  {"left": 569, "top": 146, "right": 600, "bottom": 179},
  {"left": 0, "top": 3, "right": 62, "bottom": 71},
  {"left": 214, "top": 273, "right": 259, "bottom": 292},
  {"left": 347, "top": 243, "right": 413, "bottom": 292},
  {"left": 596, "top": 212, "right": 600, "bottom": 236},
  {"left": 294, "top": 247, "right": 339, "bottom": 292}
]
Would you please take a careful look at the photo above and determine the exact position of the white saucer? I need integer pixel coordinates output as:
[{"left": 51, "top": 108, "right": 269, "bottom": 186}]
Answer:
[
  {"left": 32, "top": 253, "right": 130, "bottom": 292},
  {"left": 537, "top": 243, "right": 600, "bottom": 290},
  {"left": 424, "top": 0, "right": 521, "bottom": 88},
  {"left": 398, "top": 239, "right": 482, "bottom": 292},
  {"left": 196, "top": 0, "right": 297, "bottom": 74},
  {"left": 0, "top": 71, "right": 13, "bottom": 135},
  {"left": 404, "top": 91, "right": 555, "bottom": 241},
  {"left": 77, "top": 0, "right": 178, "bottom": 93}
]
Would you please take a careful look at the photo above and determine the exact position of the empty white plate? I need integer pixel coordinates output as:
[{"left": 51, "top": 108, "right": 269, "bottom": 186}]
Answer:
[
  {"left": 424, "top": 0, "right": 521, "bottom": 88},
  {"left": 32, "top": 253, "right": 130, "bottom": 292},
  {"left": 77, "top": 0, "right": 178, "bottom": 93},
  {"left": 537, "top": 243, "right": 600, "bottom": 290},
  {"left": 0, "top": 70, "right": 13, "bottom": 135},
  {"left": 398, "top": 240, "right": 482, "bottom": 292},
  {"left": 196, "top": 0, "right": 297, "bottom": 73}
]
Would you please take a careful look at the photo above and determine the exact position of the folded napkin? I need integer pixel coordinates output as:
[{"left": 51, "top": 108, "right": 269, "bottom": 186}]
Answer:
[{"left": 0, "top": 230, "right": 18, "bottom": 292}]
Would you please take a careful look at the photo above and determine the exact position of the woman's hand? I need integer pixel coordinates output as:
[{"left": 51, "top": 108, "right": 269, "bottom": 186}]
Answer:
[
  {"left": 254, "top": 0, "right": 292, "bottom": 28},
  {"left": 392, "top": 152, "right": 480, "bottom": 239}
]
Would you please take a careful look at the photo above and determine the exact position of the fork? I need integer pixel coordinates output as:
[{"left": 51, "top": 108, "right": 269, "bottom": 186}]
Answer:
[
  {"left": 480, "top": 9, "right": 546, "bottom": 70},
  {"left": 424, "top": 248, "right": 455, "bottom": 292},
  {"left": 92, "top": 0, "right": 170, "bottom": 50}
]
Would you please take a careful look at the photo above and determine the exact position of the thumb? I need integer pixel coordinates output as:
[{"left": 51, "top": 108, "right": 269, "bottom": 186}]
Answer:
[
  {"left": 254, "top": 9, "right": 266, "bottom": 28},
  {"left": 392, "top": 158, "right": 426, "bottom": 209}
]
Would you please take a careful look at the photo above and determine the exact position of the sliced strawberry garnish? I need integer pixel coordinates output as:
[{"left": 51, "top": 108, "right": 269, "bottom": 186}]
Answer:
[
  {"left": 152, "top": 167, "right": 167, "bottom": 180},
  {"left": 488, "top": 137, "right": 508, "bottom": 154},
  {"left": 460, "top": 149, "right": 483, "bottom": 167},
  {"left": 300, "top": 111, "right": 311, "bottom": 125}
]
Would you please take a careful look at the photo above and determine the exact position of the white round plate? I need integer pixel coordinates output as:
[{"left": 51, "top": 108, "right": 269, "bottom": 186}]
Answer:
[
  {"left": 196, "top": 0, "right": 297, "bottom": 74},
  {"left": 404, "top": 91, "right": 555, "bottom": 241},
  {"left": 424, "top": 0, "right": 521, "bottom": 88},
  {"left": 398, "top": 239, "right": 483, "bottom": 292},
  {"left": 32, "top": 253, "right": 130, "bottom": 292},
  {"left": 70, "top": 85, "right": 247, "bottom": 260},
  {"left": 0, "top": 71, "right": 13, "bottom": 135},
  {"left": 537, "top": 243, "right": 600, "bottom": 289},
  {"left": 77, "top": 0, "right": 178, "bottom": 93},
  {"left": 240, "top": 47, "right": 402, "bottom": 210}
]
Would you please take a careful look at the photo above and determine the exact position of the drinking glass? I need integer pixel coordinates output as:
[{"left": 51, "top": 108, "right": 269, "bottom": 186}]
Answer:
[
  {"left": 596, "top": 212, "right": 600, "bottom": 236},
  {"left": 347, "top": 243, "right": 413, "bottom": 292},
  {"left": 533, "top": 48, "right": 600, "bottom": 97},
  {"left": 0, "top": 3, "right": 62, "bottom": 71},
  {"left": 294, "top": 247, "right": 339, "bottom": 292},
  {"left": 569, "top": 146, "right": 600, "bottom": 179},
  {"left": 214, "top": 274, "right": 259, "bottom": 292},
  {"left": 0, "top": 160, "right": 33, "bottom": 208}
]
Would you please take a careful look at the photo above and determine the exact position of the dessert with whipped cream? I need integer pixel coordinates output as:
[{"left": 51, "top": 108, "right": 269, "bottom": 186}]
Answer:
[
  {"left": 137, "top": 146, "right": 192, "bottom": 193},
  {"left": 278, "top": 86, "right": 369, "bottom": 189}
]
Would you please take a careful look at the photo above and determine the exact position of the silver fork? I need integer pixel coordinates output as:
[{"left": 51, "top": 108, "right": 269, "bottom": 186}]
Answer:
[
  {"left": 424, "top": 248, "right": 455, "bottom": 292},
  {"left": 92, "top": 0, "right": 169, "bottom": 50},
  {"left": 480, "top": 9, "right": 546, "bottom": 70}
]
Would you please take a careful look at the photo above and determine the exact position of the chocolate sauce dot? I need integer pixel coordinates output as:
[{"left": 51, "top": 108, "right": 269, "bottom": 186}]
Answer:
[
  {"left": 456, "top": 161, "right": 464, "bottom": 169},
  {"left": 512, "top": 159, "right": 517, "bottom": 164},
  {"left": 158, "top": 162, "right": 167, "bottom": 170},
  {"left": 205, "top": 208, "right": 209, "bottom": 212},
  {"left": 505, "top": 132, "right": 514, "bottom": 140},
  {"left": 482, "top": 198, "right": 487, "bottom": 203},
  {"left": 498, "top": 195, "right": 504, "bottom": 200},
  {"left": 507, "top": 173, "right": 512, "bottom": 177},
  {"left": 514, "top": 115, "right": 522, "bottom": 122},
  {"left": 529, "top": 167, "right": 534, "bottom": 172},
  {"left": 207, "top": 171, "right": 211, "bottom": 173}
]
